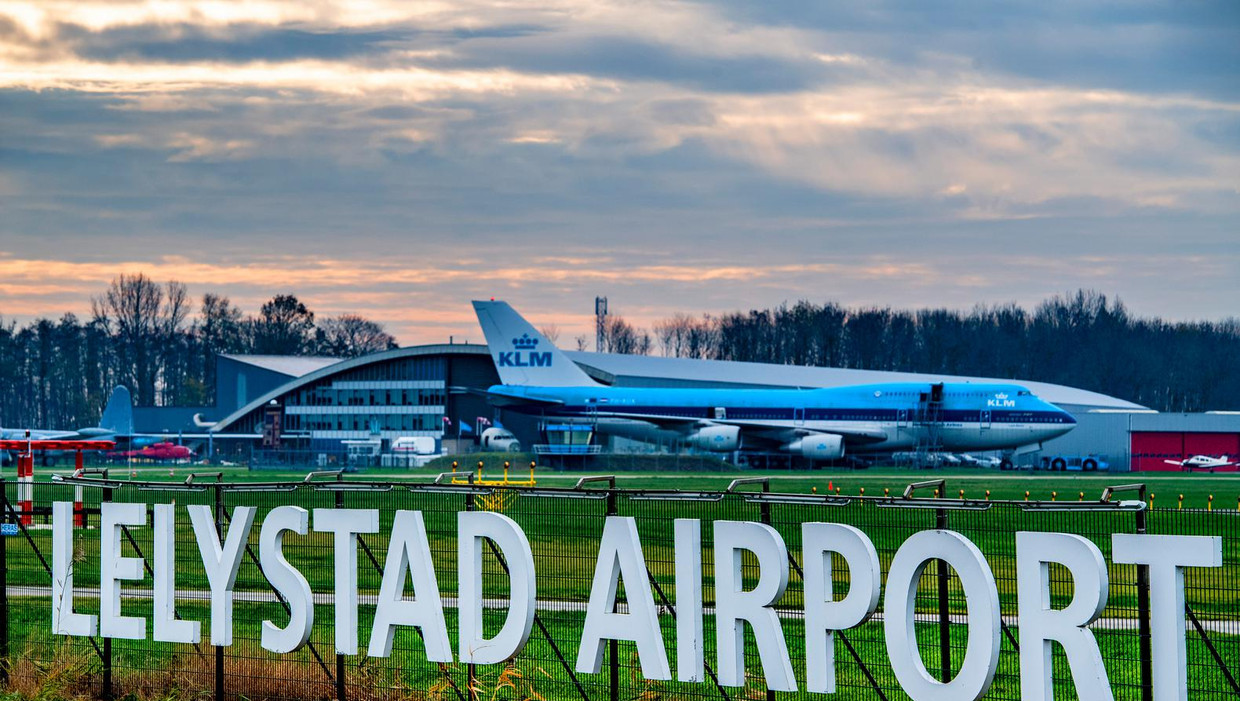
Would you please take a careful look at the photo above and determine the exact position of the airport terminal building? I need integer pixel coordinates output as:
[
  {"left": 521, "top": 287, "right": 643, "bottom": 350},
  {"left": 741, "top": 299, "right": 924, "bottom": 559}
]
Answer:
[{"left": 136, "top": 345, "right": 1240, "bottom": 471}]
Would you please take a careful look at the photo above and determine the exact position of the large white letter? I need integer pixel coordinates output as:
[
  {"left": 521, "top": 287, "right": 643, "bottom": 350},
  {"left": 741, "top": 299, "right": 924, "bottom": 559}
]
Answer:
[
  {"left": 1113, "top": 533, "right": 1223, "bottom": 701},
  {"left": 576, "top": 516, "right": 671, "bottom": 680},
  {"left": 714, "top": 521, "right": 796, "bottom": 692},
  {"left": 153, "top": 504, "right": 200, "bottom": 644},
  {"left": 458, "top": 511, "right": 536, "bottom": 664},
  {"left": 313, "top": 508, "right": 380, "bottom": 655},
  {"left": 51, "top": 501, "right": 96, "bottom": 636},
  {"left": 260, "top": 505, "right": 314, "bottom": 653},
  {"left": 674, "top": 519, "right": 704, "bottom": 683},
  {"left": 1016, "top": 532, "right": 1111, "bottom": 701},
  {"left": 884, "top": 530, "right": 1000, "bottom": 701},
  {"left": 803, "top": 523, "right": 881, "bottom": 694},
  {"left": 100, "top": 501, "right": 146, "bottom": 640},
  {"left": 367, "top": 510, "right": 451, "bottom": 662},
  {"left": 188, "top": 504, "right": 256, "bottom": 646}
]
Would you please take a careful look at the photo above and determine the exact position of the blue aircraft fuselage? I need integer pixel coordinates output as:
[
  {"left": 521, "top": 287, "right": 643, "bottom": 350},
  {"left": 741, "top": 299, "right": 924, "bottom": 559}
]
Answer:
[{"left": 488, "top": 381, "right": 1076, "bottom": 452}]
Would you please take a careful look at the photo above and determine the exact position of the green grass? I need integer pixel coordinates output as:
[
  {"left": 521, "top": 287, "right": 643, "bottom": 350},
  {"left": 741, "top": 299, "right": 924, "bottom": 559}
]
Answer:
[
  {"left": 4, "top": 467, "right": 1239, "bottom": 699},
  {"left": 29, "top": 461, "right": 1240, "bottom": 507},
  {"left": 5, "top": 595, "right": 1238, "bottom": 701}
]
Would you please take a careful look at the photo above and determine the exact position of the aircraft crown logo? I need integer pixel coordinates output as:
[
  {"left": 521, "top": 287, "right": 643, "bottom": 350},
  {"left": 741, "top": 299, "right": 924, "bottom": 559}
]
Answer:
[
  {"left": 498, "top": 333, "right": 551, "bottom": 368},
  {"left": 987, "top": 391, "right": 1016, "bottom": 408},
  {"left": 512, "top": 334, "right": 539, "bottom": 350}
]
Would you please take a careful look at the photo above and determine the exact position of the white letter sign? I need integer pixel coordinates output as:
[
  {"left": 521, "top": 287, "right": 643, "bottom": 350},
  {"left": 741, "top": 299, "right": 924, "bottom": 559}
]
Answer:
[
  {"left": 154, "top": 504, "right": 200, "bottom": 644},
  {"left": 714, "top": 521, "right": 796, "bottom": 692},
  {"left": 576, "top": 516, "right": 671, "bottom": 680},
  {"left": 458, "top": 511, "right": 536, "bottom": 664},
  {"left": 674, "top": 518, "right": 705, "bottom": 683},
  {"left": 188, "top": 504, "right": 256, "bottom": 646},
  {"left": 313, "top": 508, "right": 380, "bottom": 655},
  {"left": 803, "top": 523, "right": 881, "bottom": 694},
  {"left": 1113, "top": 533, "right": 1223, "bottom": 701},
  {"left": 52, "top": 501, "right": 97, "bottom": 637},
  {"left": 100, "top": 501, "right": 146, "bottom": 640},
  {"left": 368, "top": 510, "right": 452, "bottom": 662},
  {"left": 1016, "top": 532, "right": 1112, "bottom": 701},
  {"left": 260, "top": 505, "right": 314, "bottom": 654},
  {"left": 884, "top": 530, "right": 1000, "bottom": 701}
]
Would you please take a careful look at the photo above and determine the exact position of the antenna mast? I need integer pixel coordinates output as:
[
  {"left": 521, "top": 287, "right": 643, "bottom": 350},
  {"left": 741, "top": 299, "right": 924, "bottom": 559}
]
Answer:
[{"left": 594, "top": 296, "right": 608, "bottom": 352}]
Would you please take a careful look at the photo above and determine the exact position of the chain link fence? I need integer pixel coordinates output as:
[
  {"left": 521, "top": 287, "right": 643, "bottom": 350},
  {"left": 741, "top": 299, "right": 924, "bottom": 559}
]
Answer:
[{"left": 1, "top": 475, "right": 1236, "bottom": 700}]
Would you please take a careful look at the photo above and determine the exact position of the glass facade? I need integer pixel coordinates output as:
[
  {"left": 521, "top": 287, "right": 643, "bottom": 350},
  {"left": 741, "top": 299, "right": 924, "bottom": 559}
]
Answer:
[{"left": 229, "top": 356, "right": 448, "bottom": 442}]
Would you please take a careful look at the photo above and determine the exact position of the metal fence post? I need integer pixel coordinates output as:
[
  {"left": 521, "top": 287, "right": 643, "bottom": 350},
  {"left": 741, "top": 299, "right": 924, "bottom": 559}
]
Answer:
[
  {"left": 465, "top": 477, "right": 476, "bottom": 700},
  {"left": 607, "top": 487, "right": 619, "bottom": 701},
  {"left": 936, "top": 505, "right": 952, "bottom": 683},
  {"left": 335, "top": 479, "right": 347, "bottom": 701},
  {"left": 0, "top": 478, "right": 8, "bottom": 685},
  {"left": 1136, "top": 500, "right": 1153, "bottom": 701},
  {"left": 101, "top": 483, "right": 113, "bottom": 700},
  {"left": 214, "top": 484, "right": 225, "bottom": 701}
]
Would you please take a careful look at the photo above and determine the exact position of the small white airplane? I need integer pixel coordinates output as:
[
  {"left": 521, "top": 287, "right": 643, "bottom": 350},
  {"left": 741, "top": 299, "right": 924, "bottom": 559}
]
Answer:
[{"left": 1164, "top": 454, "right": 1237, "bottom": 470}]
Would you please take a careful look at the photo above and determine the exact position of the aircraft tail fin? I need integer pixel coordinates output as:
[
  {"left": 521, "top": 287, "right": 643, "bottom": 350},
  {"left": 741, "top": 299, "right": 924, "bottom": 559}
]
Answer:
[
  {"left": 98, "top": 386, "right": 133, "bottom": 435},
  {"left": 472, "top": 300, "right": 600, "bottom": 387}
]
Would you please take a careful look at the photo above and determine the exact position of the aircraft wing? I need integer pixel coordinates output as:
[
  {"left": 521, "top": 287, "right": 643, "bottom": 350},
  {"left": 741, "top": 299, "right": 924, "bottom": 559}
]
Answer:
[
  {"left": 468, "top": 386, "right": 566, "bottom": 408},
  {"left": 0, "top": 428, "right": 81, "bottom": 441},
  {"left": 591, "top": 411, "right": 888, "bottom": 444},
  {"left": 1164, "top": 460, "right": 1187, "bottom": 466}
]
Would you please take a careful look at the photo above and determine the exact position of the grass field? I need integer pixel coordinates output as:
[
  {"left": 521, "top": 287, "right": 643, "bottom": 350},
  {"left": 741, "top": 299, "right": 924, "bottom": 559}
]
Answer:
[
  {"left": 3, "top": 463, "right": 1238, "bottom": 700},
  {"left": 50, "top": 459, "right": 1240, "bottom": 508}
]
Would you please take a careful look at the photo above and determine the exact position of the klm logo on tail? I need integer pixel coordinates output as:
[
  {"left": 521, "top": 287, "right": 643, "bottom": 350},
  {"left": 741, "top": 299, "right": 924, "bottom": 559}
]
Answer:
[{"left": 497, "top": 334, "right": 553, "bottom": 368}]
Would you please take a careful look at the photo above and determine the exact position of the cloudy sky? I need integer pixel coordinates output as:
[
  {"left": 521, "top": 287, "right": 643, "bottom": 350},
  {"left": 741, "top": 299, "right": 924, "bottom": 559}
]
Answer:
[{"left": 1, "top": 0, "right": 1237, "bottom": 344}]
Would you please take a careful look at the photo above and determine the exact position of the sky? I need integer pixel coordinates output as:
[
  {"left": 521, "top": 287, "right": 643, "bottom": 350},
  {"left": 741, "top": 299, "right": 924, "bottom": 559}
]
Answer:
[{"left": 1, "top": 0, "right": 1237, "bottom": 345}]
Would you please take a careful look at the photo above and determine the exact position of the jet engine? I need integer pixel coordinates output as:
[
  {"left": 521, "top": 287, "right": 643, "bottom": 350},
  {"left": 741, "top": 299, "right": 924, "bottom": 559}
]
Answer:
[
  {"left": 784, "top": 434, "right": 845, "bottom": 460},
  {"left": 685, "top": 425, "right": 741, "bottom": 452}
]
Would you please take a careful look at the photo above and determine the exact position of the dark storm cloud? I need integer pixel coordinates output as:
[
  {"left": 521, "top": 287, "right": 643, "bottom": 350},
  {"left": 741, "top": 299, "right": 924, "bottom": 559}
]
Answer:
[
  {"left": 428, "top": 34, "right": 833, "bottom": 94},
  {"left": 710, "top": 0, "right": 1240, "bottom": 98},
  {"left": 61, "top": 23, "right": 410, "bottom": 62},
  {"left": 0, "top": 0, "right": 1237, "bottom": 339}
]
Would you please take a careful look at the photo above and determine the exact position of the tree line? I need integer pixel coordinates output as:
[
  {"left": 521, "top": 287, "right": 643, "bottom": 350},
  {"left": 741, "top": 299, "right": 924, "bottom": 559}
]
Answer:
[
  {"left": 597, "top": 290, "right": 1240, "bottom": 413},
  {"left": 0, "top": 273, "right": 396, "bottom": 430},
  {"left": 4, "top": 282, "right": 1236, "bottom": 431}
]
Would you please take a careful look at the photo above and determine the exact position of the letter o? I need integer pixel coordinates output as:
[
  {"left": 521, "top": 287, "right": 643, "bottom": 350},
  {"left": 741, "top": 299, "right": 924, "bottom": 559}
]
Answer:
[{"left": 883, "top": 530, "right": 1000, "bottom": 701}]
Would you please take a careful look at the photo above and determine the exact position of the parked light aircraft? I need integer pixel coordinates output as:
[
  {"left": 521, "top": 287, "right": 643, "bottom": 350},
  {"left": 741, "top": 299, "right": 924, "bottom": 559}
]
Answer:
[
  {"left": 1, "top": 387, "right": 247, "bottom": 466},
  {"left": 471, "top": 301, "right": 1076, "bottom": 461},
  {"left": 1164, "top": 455, "right": 1236, "bottom": 470},
  {"left": 1, "top": 387, "right": 138, "bottom": 465}
]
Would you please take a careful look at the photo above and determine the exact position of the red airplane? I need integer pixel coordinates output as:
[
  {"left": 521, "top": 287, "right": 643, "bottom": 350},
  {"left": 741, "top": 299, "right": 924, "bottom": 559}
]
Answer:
[{"left": 109, "top": 441, "right": 195, "bottom": 461}]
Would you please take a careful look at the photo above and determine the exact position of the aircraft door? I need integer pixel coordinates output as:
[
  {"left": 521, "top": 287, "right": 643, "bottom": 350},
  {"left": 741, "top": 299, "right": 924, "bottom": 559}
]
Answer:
[
  {"left": 793, "top": 407, "right": 805, "bottom": 426},
  {"left": 897, "top": 408, "right": 908, "bottom": 428},
  {"left": 980, "top": 409, "right": 992, "bottom": 430}
]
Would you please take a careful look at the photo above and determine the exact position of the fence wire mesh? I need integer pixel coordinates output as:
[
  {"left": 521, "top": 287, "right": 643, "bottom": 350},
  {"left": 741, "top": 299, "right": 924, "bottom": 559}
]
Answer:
[{"left": 1, "top": 477, "right": 1237, "bottom": 700}]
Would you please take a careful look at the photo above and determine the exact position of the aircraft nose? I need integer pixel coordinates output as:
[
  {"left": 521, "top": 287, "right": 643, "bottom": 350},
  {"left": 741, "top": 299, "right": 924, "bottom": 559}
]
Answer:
[{"left": 1046, "top": 408, "right": 1076, "bottom": 438}]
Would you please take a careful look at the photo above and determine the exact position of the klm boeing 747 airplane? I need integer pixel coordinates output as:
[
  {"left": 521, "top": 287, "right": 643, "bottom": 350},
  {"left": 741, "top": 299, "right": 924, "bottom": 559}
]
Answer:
[{"left": 473, "top": 301, "right": 1076, "bottom": 461}]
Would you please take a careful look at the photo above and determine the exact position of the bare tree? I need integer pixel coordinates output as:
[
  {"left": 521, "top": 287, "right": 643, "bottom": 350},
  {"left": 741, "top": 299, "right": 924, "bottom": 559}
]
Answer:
[
  {"left": 316, "top": 314, "right": 398, "bottom": 357},
  {"left": 92, "top": 273, "right": 165, "bottom": 405},
  {"left": 539, "top": 324, "right": 561, "bottom": 344},
  {"left": 600, "top": 316, "right": 651, "bottom": 355}
]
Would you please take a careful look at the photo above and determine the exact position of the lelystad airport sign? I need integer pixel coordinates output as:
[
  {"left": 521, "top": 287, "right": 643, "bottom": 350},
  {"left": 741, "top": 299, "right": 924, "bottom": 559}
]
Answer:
[{"left": 49, "top": 502, "right": 1219, "bottom": 701}]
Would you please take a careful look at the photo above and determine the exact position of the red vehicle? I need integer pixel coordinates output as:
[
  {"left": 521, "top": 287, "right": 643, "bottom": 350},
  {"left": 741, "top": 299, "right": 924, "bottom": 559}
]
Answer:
[{"left": 110, "top": 441, "right": 195, "bottom": 462}]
